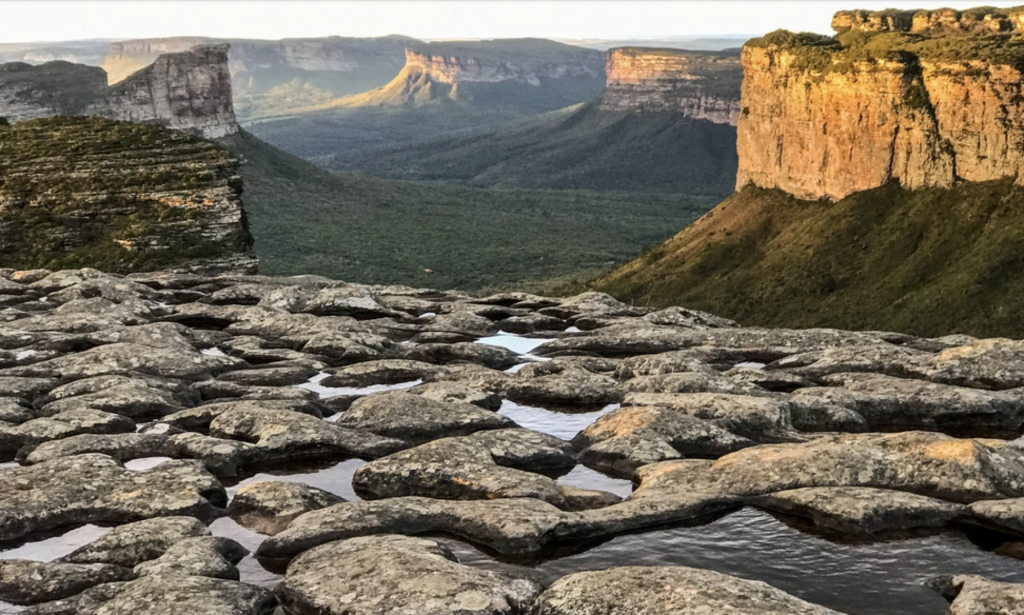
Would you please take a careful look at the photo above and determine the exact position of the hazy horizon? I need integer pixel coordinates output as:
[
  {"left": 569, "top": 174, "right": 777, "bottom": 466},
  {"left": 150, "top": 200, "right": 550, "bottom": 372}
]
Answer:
[{"left": 1, "top": 1, "right": 1018, "bottom": 44}]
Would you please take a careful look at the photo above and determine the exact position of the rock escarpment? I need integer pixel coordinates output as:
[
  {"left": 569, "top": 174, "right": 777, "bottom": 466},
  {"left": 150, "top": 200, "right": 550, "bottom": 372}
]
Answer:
[
  {"left": 596, "top": 47, "right": 742, "bottom": 124},
  {"left": 103, "top": 36, "right": 417, "bottom": 119},
  {"left": 342, "top": 39, "right": 606, "bottom": 112},
  {"left": 0, "top": 116, "right": 255, "bottom": 274},
  {"left": 736, "top": 7, "right": 1024, "bottom": 200},
  {"left": 0, "top": 44, "right": 237, "bottom": 139}
]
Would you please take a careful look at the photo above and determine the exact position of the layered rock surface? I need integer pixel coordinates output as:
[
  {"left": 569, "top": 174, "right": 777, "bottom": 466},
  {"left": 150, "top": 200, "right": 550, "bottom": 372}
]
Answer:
[
  {"left": 0, "top": 44, "right": 238, "bottom": 139},
  {"left": 597, "top": 47, "right": 742, "bottom": 123},
  {"left": 0, "top": 116, "right": 255, "bottom": 274},
  {"left": 0, "top": 267, "right": 1021, "bottom": 613},
  {"left": 341, "top": 39, "right": 605, "bottom": 112}
]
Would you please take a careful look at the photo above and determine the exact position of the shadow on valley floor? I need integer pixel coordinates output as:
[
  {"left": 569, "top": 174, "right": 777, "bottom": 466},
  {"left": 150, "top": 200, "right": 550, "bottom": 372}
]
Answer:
[{"left": 219, "top": 130, "right": 714, "bottom": 291}]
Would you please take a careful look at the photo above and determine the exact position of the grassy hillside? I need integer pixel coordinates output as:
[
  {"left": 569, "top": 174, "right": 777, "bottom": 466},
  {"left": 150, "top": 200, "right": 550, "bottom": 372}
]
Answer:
[
  {"left": 218, "top": 130, "right": 714, "bottom": 290},
  {"left": 248, "top": 103, "right": 737, "bottom": 195},
  {"left": 594, "top": 182, "right": 1024, "bottom": 338}
]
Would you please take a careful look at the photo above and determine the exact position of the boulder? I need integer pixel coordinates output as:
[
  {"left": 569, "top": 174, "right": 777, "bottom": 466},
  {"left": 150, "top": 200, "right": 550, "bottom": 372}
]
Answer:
[
  {"left": 277, "top": 535, "right": 542, "bottom": 615},
  {"left": 320, "top": 359, "right": 441, "bottom": 388},
  {"left": 133, "top": 536, "right": 247, "bottom": 580},
  {"left": 228, "top": 481, "right": 345, "bottom": 535},
  {"left": 0, "top": 454, "right": 224, "bottom": 543},
  {"left": 751, "top": 486, "right": 963, "bottom": 535},
  {"left": 336, "top": 391, "right": 513, "bottom": 445},
  {"left": 532, "top": 566, "right": 842, "bottom": 615},
  {"left": 937, "top": 574, "right": 1024, "bottom": 615},
  {"left": 0, "top": 560, "right": 132, "bottom": 605},
  {"left": 61, "top": 516, "right": 212, "bottom": 567}
]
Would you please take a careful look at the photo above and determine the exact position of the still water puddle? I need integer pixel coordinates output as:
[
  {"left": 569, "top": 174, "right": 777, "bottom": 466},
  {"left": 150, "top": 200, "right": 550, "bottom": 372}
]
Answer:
[
  {"left": 475, "top": 332, "right": 554, "bottom": 356},
  {"left": 225, "top": 458, "right": 365, "bottom": 502},
  {"left": 442, "top": 507, "right": 1024, "bottom": 615},
  {"left": 0, "top": 524, "right": 111, "bottom": 562},
  {"left": 498, "top": 400, "right": 619, "bottom": 441},
  {"left": 556, "top": 464, "right": 633, "bottom": 498}
]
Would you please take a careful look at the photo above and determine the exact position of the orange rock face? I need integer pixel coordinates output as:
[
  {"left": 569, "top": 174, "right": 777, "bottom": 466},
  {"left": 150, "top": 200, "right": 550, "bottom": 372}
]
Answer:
[
  {"left": 597, "top": 48, "right": 742, "bottom": 124},
  {"left": 736, "top": 12, "right": 1024, "bottom": 200}
]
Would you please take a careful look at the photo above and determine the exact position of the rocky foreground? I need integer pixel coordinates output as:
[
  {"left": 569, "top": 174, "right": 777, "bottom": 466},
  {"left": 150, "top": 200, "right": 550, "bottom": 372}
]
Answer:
[{"left": 0, "top": 268, "right": 1022, "bottom": 613}]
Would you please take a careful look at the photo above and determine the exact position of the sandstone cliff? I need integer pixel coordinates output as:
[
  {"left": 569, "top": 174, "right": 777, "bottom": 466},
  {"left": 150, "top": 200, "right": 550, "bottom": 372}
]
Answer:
[
  {"left": 736, "top": 7, "right": 1024, "bottom": 200},
  {"left": 0, "top": 45, "right": 238, "bottom": 139},
  {"left": 340, "top": 39, "right": 605, "bottom": 112},
  {"left": 103, "top": 36, "right": 417, "bottom": 119},
  {"left": 89, "top": 44, "right": 238, "bottom": 138},
  {"left": 596, "top": 47, "right": 742, "bottom": 124},
  {"left": 0, "top": 116, "right": 255, "bottom": 274}
]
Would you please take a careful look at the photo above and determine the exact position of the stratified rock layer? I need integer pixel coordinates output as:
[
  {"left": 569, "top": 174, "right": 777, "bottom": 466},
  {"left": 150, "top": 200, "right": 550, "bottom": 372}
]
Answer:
[
  {"left": 597, "top": 48, "right": 741, "bottom": 123},
  {"left": 736, "top": 7, "right": 1024, "bottom": 200}
]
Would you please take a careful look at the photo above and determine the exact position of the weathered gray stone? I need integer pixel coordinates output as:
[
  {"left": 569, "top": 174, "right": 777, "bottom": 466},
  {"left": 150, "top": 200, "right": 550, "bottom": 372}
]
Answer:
[
  {"left": 400, "top": 342, "right": 522, "bottom": 370},
  {"left": 353, "top": 430, "right": 607, "bottom": 511},
  {"left": 532, "top": 566, "right": 843, "bottom": 615},
  {"left": 161, "top": 398, "right": 322, "bottom": 431},
  {"left": 228, "top": 480, "right": 345, "bottom": 535},
  {"left": 21, "top": 574, "right": 277, "bottom": 615},
  {"left": 320, "top": 359, "right": 440, "bottom": 388},
  {"left": 61, "top": 516, "right": 212, "bottom": 567},
  {"left": 210, "top": 406, "right": 403, "bottom": 463},
  {"left": 0, "top": 559, "right": 132, "bottom": 605},
  {"left": 408, "top": 380, "right": 503, "bottom": 411},
  {"left": 1, "top": 409, "right": 136, "bottom": 461},
  {"left": 215, "top": 363, "right": 320, "bottom": 387},
  {"left": 751, "top": 486, "right": 963, "bottom": 535},
  {"left": 622, "top": 392, "right": 799, "bottom": 442},
  {"left": 133, "top": 536, "right": 247, "bottom": 580},
  {"left": 278, "top": 535, "right": 542, "bottom": 615},
  {"left": 573, "top": 405, "right": 753, "bottom": 476},
  {"left": 937, "top": 575, "right": 1024, "bottom": 615},
  {"left": 0, "top": 454, "right": 225, "bottom": 543},
  {"left": 337, "top": 391, "right": 514, "bottom": 444}
]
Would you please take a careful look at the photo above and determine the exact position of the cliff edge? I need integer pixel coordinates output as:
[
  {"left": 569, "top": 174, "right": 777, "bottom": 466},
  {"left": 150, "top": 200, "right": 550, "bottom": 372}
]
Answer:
[
  {"left": 736, "top": 6, "right": 1024, "bottom": 200},
  {"left": 0, "top": 116, "right": 255, "bottom": 274},
  {"left": 597, "top": 47, "right": 742, "bottom": 124},
  {"left": 0, "top": 45, "right": 238, "bottom": 139}
]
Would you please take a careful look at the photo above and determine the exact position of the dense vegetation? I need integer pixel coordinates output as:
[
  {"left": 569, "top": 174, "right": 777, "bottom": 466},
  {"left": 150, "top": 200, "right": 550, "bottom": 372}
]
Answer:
[
  {"left": 249, "top": 102, "right": 737, "bottom": 195},
  {"left": 219, "top": 129, "right": 714, "bottom": 290},
  {"left": 0, "top": 116, "right": 245, "bottom": 272},
  {"left": 595, "top": 182, "right": 1024, "bottom": 338}
]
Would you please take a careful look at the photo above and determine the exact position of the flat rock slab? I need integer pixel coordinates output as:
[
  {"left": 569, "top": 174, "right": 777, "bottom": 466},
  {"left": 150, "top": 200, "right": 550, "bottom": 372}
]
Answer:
[
  {"left": 794, "top": 372, "right": 1024, "bottom": 436},
  {"left": 337, "top": 391, "right": 514, "bottom": 445},
  {"left": 3, "top": 342, "right": 243, "bottom": 382},
  {"left": 938, "top": 574, "right": 1024, "bottom": 615},
  {"left": 0, "top": 453, "right": 225, "bottom": 544},
  {"left": 352, "top": 430, "right": 613, "bottom": 511},
  {"left": 1, "top": 409, "right": 136, "bottom": 461},
  {"left": 966, "top": 497, "right": 1024, "bottom": 536},
  {"left": 133, "top": 536, "right": 247, "bottom": 580},
  {"left": 751, "top": 486, "right": 963, "bottom": 536},
  {"left": 20, "top": 574, "right": 277, "bottom": 615},
  {"left": 61, "top": 516, "right": 211, "bottom": 568},
  {"left": 622, "top": 392, "right": 798, "bottom": 441},
  {"left": 573, "top": 405, "right": 753, "bottom": 476},
  {"left": 321, "top": 359, "right": 441, "bottom": 387},
  {"left": 278, "top": 535, "right": 542, "bottom": 615},
  {"left": 228, "top": 481, "right": 345, "bottom": 535},
  {"left": 532, "top": 566, "right": 843, "bottom": 615},
  {"left": 0, "top": 559, "right": 132, "bottom": 605},
  {"left": 634, "top": 431, "right": 1024, "bottom": 504},
  {"left": 209, "top": 406, "right": 403, "bottom": 463}
]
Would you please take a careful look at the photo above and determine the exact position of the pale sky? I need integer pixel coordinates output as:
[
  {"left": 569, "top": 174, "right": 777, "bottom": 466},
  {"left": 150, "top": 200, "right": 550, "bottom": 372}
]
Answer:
[{"left": 0, "top": 1, "right": 1016, "bottom": 44}]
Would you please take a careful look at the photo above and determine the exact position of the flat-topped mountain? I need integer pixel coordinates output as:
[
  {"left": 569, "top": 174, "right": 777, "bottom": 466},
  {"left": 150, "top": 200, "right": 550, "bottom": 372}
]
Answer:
[
  {"left": 102, "top": 36, "right": 419, "bottom": 119},
  {"left": 335, "top": 38, "right": 605, "bottom": 112},
  {"left": 252, "top": 46, "right": 741, "bottom": 195},
  {"left": 0, "top": 116, "right": 255, "bottom": 274},
  {"left": 594, "top": 7, "right": 1024, "bottom": 338},
  {"left": 0, "top": 44, "right": 237, "bottom": 139},
  {"left": 737, "top": 6, "right": 1024, "bottom": 201}
]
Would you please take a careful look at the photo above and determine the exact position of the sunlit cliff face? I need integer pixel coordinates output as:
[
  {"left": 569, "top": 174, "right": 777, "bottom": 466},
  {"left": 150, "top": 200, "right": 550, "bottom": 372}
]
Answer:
[
  {"left": 736, "top": 7, "right": 1024, "bottom": 201},
  {"left": 597, "top": 48, "right": 742, "bottom": 123}
]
